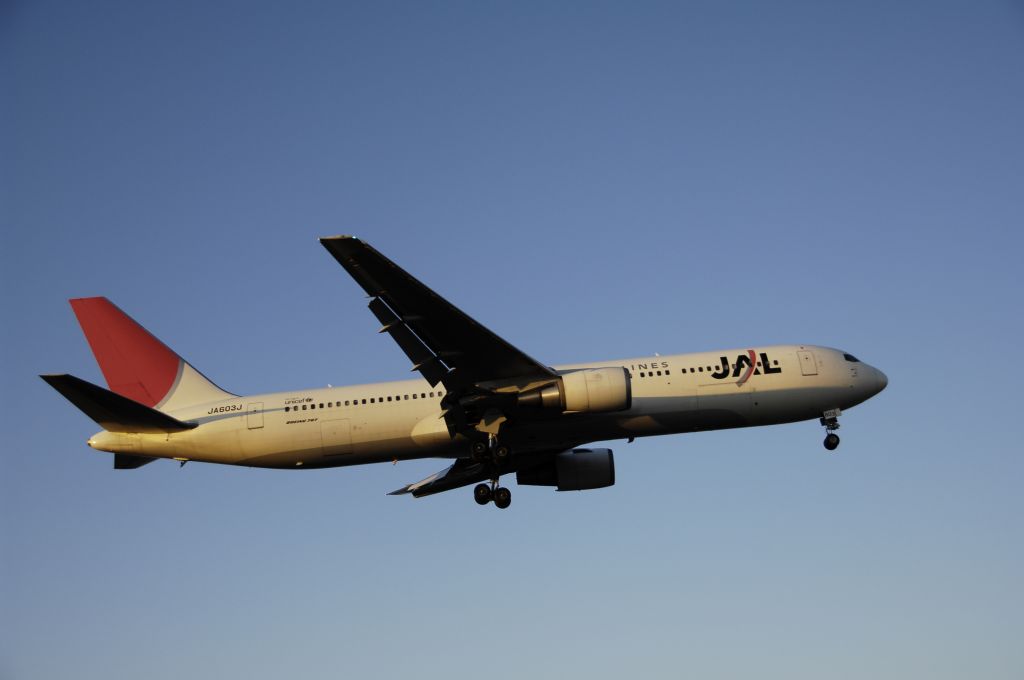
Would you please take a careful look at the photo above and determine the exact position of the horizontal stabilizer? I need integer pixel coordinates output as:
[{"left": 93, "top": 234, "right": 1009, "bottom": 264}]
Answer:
[
  {"left": 114, "top": 454, "right": 160, "bottom": 469},
  {"left": 40, "top": 374, "right": 198, "bottom": 434}
]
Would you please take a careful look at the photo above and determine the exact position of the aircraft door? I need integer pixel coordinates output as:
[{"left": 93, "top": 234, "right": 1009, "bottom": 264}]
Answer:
[
  {"left": 321, "top": 419, "right": 353, "bottom": 456},
  {"left": 797, "top": 351, "right": 818, "bottom": 376},
  {"left": 247, "top": 402, "right": 264, "bottom": 429}
]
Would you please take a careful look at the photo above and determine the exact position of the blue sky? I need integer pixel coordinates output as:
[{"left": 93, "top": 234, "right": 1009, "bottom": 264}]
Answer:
[{"left": 2, "top": 1, "right": 1022, "bottom": 678}]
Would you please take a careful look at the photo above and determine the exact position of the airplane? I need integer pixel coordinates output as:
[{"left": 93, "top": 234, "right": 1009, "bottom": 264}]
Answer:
[{"left": 42, "top": 236, "right": 888, "bottom": 509}]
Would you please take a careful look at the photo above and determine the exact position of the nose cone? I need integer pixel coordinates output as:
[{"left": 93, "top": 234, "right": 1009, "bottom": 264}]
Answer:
[{"left": 867, "top": 365, "right": 888, "bottom": 398}]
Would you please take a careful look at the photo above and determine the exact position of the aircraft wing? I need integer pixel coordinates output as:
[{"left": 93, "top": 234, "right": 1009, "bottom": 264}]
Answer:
[
  {"left": 320, "top": 236, "right": 556, "bottom": 390},
  {"left": 388, "top": 458, "right": 490, "bottom": 498}
]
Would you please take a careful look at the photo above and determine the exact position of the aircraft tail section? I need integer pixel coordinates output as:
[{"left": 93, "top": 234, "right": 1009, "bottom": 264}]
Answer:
[
  {"left": 69, "top": 297, "right": 234, "bottom": 411},
  {"left": 40, "top": 373, "right": 198, "bottom": 433}
]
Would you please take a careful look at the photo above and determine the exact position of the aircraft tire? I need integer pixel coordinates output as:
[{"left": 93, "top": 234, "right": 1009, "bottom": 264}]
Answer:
[
  {"left": 824, "top": 433, "right": 840, "bottom": 451},
  {"left": 474, "top": 483, "right": 492, "bottom": 505},
  {"left": 493, "top": 487, "right": 512, "bottom": 509}
]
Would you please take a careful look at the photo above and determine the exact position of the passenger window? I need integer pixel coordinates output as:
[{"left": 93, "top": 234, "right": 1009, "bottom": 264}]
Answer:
[
  {"left": 698, "top": 367, "right": 703, "bottom": 372},
  {"left": 302, "top": 404, "right": 307, "bottom": 410},
  {"left": 387, "top": 396, "right": 392, "bottom": 402},
  {"left": 370, "top": 398, "right": 375, "bottom": 404},
  {"left": 421, "top": 393, "right": 426, "bottom": 398},
  {"left": 657, "top": 370, "right": 662, "bottom": 376},
  {"left": 285, "top": 406, "right": 290, "bottom": 412},
  {"left": 319, "top": 403, "right": 324, "bottom": 408},
  {"left": 640, "top": 372, "right": 645, "bottom": 378},
  {"left": 361, "top": 399, "right": 366, "bottom": 404},
  {"left": 429, "top": 392, "right": 434, "bottom": 398},
  {"left": 412, "top": 394, "right": 418, "bottom": 399}
]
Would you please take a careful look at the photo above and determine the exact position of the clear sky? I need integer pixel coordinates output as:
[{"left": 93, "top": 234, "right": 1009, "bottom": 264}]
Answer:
[{"left": 3, "top": 1, "right": 1022, "bottom": 678}]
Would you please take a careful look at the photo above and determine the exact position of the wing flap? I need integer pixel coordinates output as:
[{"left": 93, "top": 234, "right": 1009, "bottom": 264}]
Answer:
[
  {"left": 320, "top": 236, "right": 555, "bottom": 388},
  {"left": 368, "top": 296, "right": 449, "bottom": 386}
]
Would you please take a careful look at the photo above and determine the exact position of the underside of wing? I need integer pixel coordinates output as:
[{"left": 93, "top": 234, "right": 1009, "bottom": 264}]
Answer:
[
  {"left": 388, "top": 458, "right": 490, "bottom": 498},
  {"left": 388, "top": 446, "right": 617, "bottom": 500}
]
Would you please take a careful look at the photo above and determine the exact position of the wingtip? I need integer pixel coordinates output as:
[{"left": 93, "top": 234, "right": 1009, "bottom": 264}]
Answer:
[
  {"left": 318, "top": 234, "right": 359, "bottom": 243},
  {"left": 387, "top": 487, "right": 412, "bottom": 496}
]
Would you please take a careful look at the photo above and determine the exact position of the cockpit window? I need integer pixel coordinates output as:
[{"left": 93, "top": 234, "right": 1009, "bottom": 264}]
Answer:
[{"left": 843, "top": 353, "right": 860, "bottom": 362}]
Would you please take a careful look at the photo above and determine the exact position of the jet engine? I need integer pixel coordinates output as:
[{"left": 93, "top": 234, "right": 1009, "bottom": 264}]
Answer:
[
  {"left": 516, "top": 448, "right": 615, "bottom": 491},
  {"left": 517, "top": 367, "right": 631, "bottom": 414}
]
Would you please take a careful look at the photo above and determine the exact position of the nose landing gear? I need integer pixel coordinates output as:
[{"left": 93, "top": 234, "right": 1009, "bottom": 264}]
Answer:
[{"left": 820, "top": 408, "right": 841, "bottom": 451}]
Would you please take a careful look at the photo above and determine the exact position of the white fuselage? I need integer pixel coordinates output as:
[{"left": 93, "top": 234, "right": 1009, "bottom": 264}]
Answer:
[{"left": 87, "top": 345, "right": 887, "bottom": 468}]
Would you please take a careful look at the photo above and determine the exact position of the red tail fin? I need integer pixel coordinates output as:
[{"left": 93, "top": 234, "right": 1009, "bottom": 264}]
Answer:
[{"left": 70, "top": 298, "right": 181, "bottom": 408}]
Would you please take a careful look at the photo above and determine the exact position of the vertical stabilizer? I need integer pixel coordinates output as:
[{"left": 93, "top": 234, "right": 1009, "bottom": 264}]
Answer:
[{"left": 69, "top": 297, "right": 234, "bottom": 412}]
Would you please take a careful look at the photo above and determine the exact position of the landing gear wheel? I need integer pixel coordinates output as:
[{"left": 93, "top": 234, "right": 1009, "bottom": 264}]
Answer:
[
  {"left": 474, "top": 483, "right": 493, "bottom": 505},
  {"left": 819, "top": 409, "right": 841, "bottom": 452},
  {"left": 470, "top": 440, "right": 488, "bottom": 460},
  {"left": 494, "top": 444, "right": 511, "bottom": 460},
  {"left": 493, "top": 486, "right": 512, "bottom": 509}
]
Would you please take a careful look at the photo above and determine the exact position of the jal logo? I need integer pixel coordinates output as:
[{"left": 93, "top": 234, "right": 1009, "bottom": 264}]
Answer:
[{"left": 711, "top": 351, "right": 781, "bottom": 383}]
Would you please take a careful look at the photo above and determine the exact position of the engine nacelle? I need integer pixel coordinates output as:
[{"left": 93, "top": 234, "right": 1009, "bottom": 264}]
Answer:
[
  {"left": 516, "top": 448, "right": 615, "bottom": 491},
  {"left": 517, "top": 367, "right": 631, "bottom": 414}
]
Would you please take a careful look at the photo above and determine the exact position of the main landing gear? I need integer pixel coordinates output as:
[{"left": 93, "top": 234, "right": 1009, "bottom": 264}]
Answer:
[
  {"left": 470, "top": 435, "right": 513, "bottom": 508},
  {"left": 470, "top": 435, "right": 511, "bottom": 462},
  {"left": 474, "top": 481, "right": 512, "bottom": 509},
  {"left": 820, "top": 408, "right": 841, "bottom": 451}
]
